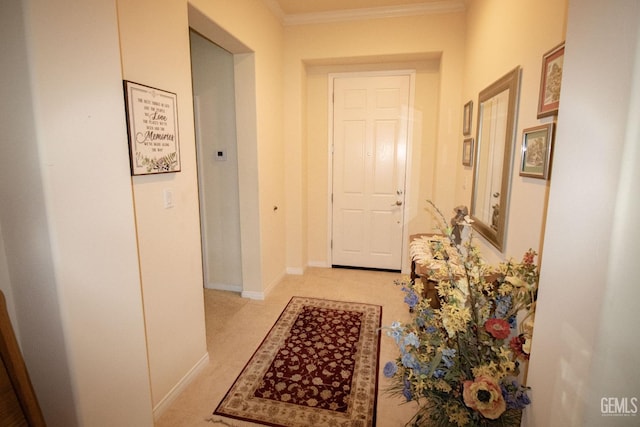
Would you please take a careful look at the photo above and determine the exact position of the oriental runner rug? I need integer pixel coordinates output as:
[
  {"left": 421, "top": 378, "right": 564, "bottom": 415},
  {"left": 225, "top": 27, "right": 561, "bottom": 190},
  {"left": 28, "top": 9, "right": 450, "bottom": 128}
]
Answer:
[{"left": 213, "top": 297, "right": 382, "bottom": 427}]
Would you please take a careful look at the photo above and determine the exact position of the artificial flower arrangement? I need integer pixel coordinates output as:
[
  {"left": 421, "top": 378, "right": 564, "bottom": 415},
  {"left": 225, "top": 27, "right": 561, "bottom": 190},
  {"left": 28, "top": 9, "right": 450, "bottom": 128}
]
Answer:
[{"left": 384, "top": 203, "right": 539, "bottom": 426}]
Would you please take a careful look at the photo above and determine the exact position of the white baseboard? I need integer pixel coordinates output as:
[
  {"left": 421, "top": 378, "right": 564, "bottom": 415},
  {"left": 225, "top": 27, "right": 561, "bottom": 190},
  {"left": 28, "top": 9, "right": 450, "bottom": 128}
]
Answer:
[
  {"left": 241, "top": 289, "right": 265, "bottom": 300},
  {"left": 307, "top": 261, "right": 330, "bottom": 268},
  {"left": 242, "top": 268, "right": 286, "bottom": 300},
  {"left": 265, "top": 269, "right": 287, "bottom": 297},
  {"left": 204, "top": 282, "right": 242, "bottom": 293},
  {"left": 152, "top": 352, "right": 209, "bottom": 420},
  {"left": 286, "top": 266, "right": 305, "bottom": 275}
]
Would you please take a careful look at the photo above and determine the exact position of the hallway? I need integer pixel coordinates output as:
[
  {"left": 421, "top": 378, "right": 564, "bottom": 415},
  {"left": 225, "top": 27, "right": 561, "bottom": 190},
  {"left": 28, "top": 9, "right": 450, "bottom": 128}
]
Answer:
[{"left": 155, "top": 268, "right": 416, "bottom": 426}]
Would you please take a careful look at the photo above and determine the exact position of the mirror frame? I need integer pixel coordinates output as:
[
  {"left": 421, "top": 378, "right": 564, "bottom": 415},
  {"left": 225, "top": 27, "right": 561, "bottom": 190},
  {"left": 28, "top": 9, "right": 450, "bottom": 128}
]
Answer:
[{"left": 470, "top": 67, "right": 521, "bottom": 252}]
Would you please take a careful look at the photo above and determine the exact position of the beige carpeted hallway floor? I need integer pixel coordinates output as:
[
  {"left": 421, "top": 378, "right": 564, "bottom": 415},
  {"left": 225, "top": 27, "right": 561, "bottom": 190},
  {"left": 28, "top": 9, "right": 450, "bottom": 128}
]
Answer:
[{"left": 154, "top": 267, "right": 418, "bottom": 427}]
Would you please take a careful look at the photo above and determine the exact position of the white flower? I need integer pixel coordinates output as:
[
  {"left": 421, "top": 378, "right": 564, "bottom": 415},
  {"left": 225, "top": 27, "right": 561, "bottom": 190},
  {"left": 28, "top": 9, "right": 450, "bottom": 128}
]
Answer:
[
  {"left": 505, "top": 276, "right": 528, "bottom": 288},
  {"left": 522, "top": 316, "right": 535, "bottom": 336}
]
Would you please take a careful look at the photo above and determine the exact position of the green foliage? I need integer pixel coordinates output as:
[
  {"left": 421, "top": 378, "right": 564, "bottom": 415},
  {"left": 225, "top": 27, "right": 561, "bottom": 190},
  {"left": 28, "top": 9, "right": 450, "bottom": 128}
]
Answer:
[{"left": 141, "top": 152, "right": 178, "bottom": 172}]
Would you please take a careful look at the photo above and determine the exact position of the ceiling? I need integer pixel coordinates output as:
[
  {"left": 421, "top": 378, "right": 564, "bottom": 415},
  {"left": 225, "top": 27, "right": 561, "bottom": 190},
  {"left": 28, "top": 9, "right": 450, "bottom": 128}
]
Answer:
[
  {"left": 265, "top": 0, "right": 466, "bottom": 24},
  {"left": 274, "top": 0, "right": 450, "bottom": 15}
]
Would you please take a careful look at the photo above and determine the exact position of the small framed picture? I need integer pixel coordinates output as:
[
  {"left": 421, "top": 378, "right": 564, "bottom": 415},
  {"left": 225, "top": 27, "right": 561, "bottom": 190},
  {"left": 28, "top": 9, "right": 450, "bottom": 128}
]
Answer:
[
  {"left": 463, "top": 100, "right": 473, "bottom": 136},
  {"left": 123, "top": 80, "right": 181, "bottom": 175},
  {"left": 462, "top": 137, "right": 474, "bottom": 167},
  {"left": 537, "top": 42, "right": 565, "bottom": 118},
  {"left": 520, "top": 124, "right": 554, "bottom": 179}
]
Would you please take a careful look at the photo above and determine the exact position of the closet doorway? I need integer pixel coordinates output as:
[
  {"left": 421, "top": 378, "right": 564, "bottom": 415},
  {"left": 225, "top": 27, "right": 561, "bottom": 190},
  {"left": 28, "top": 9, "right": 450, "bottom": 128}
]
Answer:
[{"left": 190, "top": 31, "right": 243, "bottom": 292}]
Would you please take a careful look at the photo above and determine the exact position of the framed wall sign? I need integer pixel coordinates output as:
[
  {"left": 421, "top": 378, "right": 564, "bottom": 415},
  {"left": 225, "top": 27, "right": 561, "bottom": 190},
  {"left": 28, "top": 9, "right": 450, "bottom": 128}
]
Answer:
[
  {"left": 123, "top": 80, "right": 181, "bottom": 175},
  {"left": 462, "top": 137, "right": 474, "bottom": 167},
  {"left": 520, "top": 123, "right": 554, "bottom": 179},
  {"left": 537, "top": 42, "right": 565, "bottom": 118}
]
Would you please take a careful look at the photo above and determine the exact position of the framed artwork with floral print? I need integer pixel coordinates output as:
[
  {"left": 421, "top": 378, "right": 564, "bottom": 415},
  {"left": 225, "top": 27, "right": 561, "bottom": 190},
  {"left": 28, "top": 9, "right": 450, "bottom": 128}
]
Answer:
[
  {"left": 462, "top": 137, "right": 474, "bottom": 167},
  {"left": 537, "top": 42, "right": 565, "bottom": 118},
  {"left": 520, "top": 123, "right": 554, "bottom": 179},
  {"left": 463, "top": 100, "right": 473, "bottom": 136}
]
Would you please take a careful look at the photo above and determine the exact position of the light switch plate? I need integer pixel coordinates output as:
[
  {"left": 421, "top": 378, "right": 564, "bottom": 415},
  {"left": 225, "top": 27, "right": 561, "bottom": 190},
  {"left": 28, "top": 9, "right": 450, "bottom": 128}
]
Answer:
[{"left": 163, "top": 189, "right": 174, "bottom": 209}]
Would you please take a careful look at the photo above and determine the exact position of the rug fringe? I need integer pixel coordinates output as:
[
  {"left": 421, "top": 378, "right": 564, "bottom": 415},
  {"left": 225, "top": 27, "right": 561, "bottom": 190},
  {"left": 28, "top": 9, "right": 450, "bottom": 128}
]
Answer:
[{"left": 205, "top": 415, "right": 241, "bottom": 426}]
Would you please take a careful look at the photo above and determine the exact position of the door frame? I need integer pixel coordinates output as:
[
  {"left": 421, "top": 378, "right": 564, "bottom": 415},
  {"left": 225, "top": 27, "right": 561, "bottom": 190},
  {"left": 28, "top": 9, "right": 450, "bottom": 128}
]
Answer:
[
  {"left": 327, "top": 70, "right": 416, "bottom": 272},
  {"left": 188, "top": 13, "right": 264, "bottom": 298}
]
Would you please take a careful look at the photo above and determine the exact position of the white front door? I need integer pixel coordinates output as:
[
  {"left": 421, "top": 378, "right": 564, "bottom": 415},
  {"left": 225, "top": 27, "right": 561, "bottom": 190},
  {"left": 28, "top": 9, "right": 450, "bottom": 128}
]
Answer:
[{"left": 331, "top": 73, "right": 411, "bottom": 270}]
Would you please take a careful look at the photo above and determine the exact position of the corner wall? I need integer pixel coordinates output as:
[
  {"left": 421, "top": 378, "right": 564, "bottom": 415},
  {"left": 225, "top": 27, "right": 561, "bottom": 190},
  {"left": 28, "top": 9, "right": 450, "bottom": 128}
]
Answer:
[
  {"left": 1, "top": 0, "right": 154, "bottom": 425},
  {"left": 0, "top": 2, "right": 79, "bottom": 424},
  {"left": 116, "top": 0, "right": 208, "bottom": 409},
  {"left": 525, "top": 1, "right": 640, "bottom": 425}
]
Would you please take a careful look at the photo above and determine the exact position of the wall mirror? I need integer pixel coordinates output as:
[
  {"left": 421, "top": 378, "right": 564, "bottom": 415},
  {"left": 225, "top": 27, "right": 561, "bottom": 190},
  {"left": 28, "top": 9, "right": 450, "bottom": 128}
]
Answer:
[{"left": 470, "top": 67, "right": 521, "bottom": 252}]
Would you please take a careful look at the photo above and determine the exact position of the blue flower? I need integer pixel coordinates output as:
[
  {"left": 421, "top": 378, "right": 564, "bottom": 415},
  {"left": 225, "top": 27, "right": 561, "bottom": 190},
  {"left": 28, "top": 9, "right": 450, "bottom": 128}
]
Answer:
[
  {"left": 508, "top": 315, "right": 517, "bottom": 329},
  {"left": 494, "top": 295, "right": 512, "bottom": 318},
  {"left": 518, "top": 391, "right": 531, "bottom": 407},
  {"left": 402, "top": 378, "right": 413, "bottom": 401},
  {"left": 388, "top": 329, "right": 403, "bottom": 345},
  {"left": 383, "top": 361, "right": 398, "bottom": 378},
  {"left": 425, "top": 325, "right": 437, "bottom": 334},
  {"left": 433, "top": 369, "right": 445, "bottom": 379},
  {"left": 403, "top": 332, "right": 421, "bottom": 348},
  {"left": 420, "top": 307, "right": 435, "bottom": 319},
  {"left": 418, "top": 364, "right": 432, "bottom": 376},
  {"left": 501, "top": 380, "right": 532, "bottom": 409},
  {"left": 401, "top": 353, "right": 419, "bottom": 369},
  {"left": 441, "top": 348, "right": 456, "bottom": 357},
  {"left": 404, "top": 290, "right": 419, "bottom": 309},
  {"left": 390, "top": 321, "right": 403, "bottom": 330},
  {"left": 386, "top": 322, "right": 405, "bottom": 344},
  {"left": 441, "top": 348, "right": 456, "bottom": 368}
]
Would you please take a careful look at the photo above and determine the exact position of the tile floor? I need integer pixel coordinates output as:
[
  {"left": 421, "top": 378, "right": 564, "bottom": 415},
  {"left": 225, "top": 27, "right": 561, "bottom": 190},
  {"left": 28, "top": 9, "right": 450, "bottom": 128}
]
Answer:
[{"left": 154, "top": 267, "right": 419, "bottom": 427}]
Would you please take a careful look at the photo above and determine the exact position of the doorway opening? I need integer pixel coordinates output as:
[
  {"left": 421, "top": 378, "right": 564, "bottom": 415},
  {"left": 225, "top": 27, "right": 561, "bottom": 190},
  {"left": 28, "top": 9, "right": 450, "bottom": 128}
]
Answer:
[
  {"left": 188, "top": 4, "right": 262, "bottom": 298},
  {"left": 190, "top": 30, "right": 243, "bottom": 292}
]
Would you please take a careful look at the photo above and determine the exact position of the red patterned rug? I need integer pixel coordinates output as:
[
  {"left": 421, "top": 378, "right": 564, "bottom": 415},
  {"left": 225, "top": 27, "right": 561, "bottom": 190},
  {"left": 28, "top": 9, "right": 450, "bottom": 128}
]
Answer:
[{"left": 213, "top": 297, "right": 382, "bottom": 426}]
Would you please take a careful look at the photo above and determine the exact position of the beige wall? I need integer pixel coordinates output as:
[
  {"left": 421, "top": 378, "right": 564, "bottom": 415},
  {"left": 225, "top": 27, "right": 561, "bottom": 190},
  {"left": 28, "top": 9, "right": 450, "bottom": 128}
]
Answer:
[
  {"left": 458, "top": 0, "right": 568, "bottom": 262},
  {"left": 284, "top": 12, "right": 466, "bottom": 271},
  {"left": 1, "top": 0, "right": 154, "bottom": 425},
  {"left": 116, "top": 0, "right": 209, "bottom": 411}
]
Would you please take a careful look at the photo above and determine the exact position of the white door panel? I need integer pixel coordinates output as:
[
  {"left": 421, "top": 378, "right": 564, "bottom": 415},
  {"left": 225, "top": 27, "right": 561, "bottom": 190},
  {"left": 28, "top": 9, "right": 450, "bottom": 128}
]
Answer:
[{"left": 331, "top": 74, "right": 411, "bottom": 270}]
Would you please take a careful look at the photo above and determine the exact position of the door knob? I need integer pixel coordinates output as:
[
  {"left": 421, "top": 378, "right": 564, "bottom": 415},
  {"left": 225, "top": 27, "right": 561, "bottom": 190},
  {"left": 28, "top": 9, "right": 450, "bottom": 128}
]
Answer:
[{"left": 392, "top": 200, "right": 403, "bottom": 206}]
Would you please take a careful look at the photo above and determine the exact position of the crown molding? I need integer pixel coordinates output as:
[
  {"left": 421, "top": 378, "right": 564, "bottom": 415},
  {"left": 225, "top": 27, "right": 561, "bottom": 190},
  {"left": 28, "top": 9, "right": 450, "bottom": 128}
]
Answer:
[
  {"left": 268, "top": 1, "right": 466, "bottom": 26},
  {"left": 264, "top": 0, "right": 286, "bottom": 22}
]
